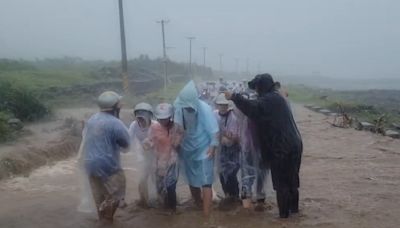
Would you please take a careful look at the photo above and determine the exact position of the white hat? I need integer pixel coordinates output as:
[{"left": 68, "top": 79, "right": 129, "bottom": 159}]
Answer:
[
  {"left": 134, "top": 102, "right": 153, "bottom": 113},
  {"left": 98, "top": 91, "right": 122, "bottom": 111},
  {"left": 154, "top": 103, "right": 174, "bottom": 119},
  {"left": 134, "top": 102, "right": 153, "bottom": 116},
  {"left": 215, "top": 93, "right": 230, "bottom": 105}
]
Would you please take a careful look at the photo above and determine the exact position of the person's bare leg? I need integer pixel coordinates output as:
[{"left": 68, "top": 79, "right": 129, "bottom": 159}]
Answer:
[
  {"left": 138, "top": 179, "right": 149, "bottom": 207},
  {"left": 202, "top": 187, "right": 212, "bottom": 217},
  {"left": 89, "top": 176, "right": 105, "bottom": 220},
  {"left": 189, "top": 185, "right": 202, "bottom": 207}
]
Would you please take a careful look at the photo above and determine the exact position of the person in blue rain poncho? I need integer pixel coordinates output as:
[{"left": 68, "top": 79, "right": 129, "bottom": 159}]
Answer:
[
  {"left": 79, "top": 91, "right": 130, "bottom": 223},
  {"left": 173, "top": 81, "right": 219, "bottom": 217}
]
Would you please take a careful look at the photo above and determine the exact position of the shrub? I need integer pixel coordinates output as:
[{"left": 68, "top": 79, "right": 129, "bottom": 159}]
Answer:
[
  {"left": 0, "top": 112, "right": 12, "bottom": 142},
  {"left": 0, "top": 80, "right": 50, "bottom": 122}
]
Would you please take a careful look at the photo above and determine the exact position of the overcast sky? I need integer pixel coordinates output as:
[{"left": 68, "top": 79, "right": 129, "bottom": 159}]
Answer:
[{"left": 0, "top": 0, "right": 399, "bottom": 78}]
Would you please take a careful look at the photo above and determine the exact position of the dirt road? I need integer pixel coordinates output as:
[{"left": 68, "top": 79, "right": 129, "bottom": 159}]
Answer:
[{"left": 0, "top": 105, "right": 399, "bottom": 228}]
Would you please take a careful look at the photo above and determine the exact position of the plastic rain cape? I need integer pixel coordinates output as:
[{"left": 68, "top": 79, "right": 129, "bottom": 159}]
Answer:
[
  {"left": 147, "top": 122, "right": 180, "bottom": 202},
  {"left": 129, "top": 120, "right": 158, "bottom": 206},
  {"left": 173, "top": 81, "right": 219, "bottom": 160},
  {"left": 77, "top": 130, "right": 96, "bottom": 214},
  {"left": 173, "top": 81, "right": 219, "bottom": 187},
  {"left": 234, "top": 107, "right": 271, "bottom": 200},
  {"left": 76, "top": 112, "right": 132, "bottom": 213},
  {"left": 214, "top": 110, "right": 241, "bottom": 187},
  {"left": 232, "top": 90, "right": 302, "bottom": 162},
  {"left": 131, "top": 134, "right": 158, "bottom": 206}
]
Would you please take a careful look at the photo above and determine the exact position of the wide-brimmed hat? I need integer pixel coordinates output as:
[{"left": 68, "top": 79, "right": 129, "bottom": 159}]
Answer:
[{"left": 215, "top": 93, "right": 230, "bottom": 105}]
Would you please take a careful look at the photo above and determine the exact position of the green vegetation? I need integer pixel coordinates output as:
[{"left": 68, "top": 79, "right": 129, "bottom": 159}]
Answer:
[
  {"left": 128, "top": 55, "right": 213, "bottom": 79},
  {"left": 125, "top": 82, "right": 187, "bottom": 108},
  {"left": 0, "top": 59, "right": 36, "bottom": 71},
  {"left": 0, "top": 112, "right": 13, "bottom": 142},
  {"left": 288, "top": 85, "right": 400, "bottom": 126},
  {"left": 0, "top": 56, "right": 212, "bottom": 95},
  {"left": 0, "top": 81, "right": 50, "bottom": 121},
  {"left": 0, "top": 57, "right": 211, "bottom": 143},
  {"left": 0, "top": 69, "right": 94, "bottom": 91},
  {"left": 0, "top": 58, "right": 97, "bottom": 93},
  {"left": 0, "top": 80, "right": 50, "bottom": 142}
]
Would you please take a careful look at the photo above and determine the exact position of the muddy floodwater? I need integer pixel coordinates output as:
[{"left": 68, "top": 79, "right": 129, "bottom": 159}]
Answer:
[{"left": 1, "top": 105, "right": 400, "bottom": 228}]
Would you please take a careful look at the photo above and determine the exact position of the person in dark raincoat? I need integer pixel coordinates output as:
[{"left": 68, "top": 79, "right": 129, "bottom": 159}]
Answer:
[{"left": 225, "top": 73, "right": 303, "bottom": 218}]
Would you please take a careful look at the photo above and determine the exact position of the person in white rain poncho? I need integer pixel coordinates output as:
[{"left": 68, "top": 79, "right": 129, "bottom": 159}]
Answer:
[
  {"left": 78, "top": 91, "right": 130, "bottom": 222},
  {"left": 128, "top": 102, "right": 157, "bottom": 207},
  {"left": 234, "top": 94, "right": 270, "bottom": 211},
  {"left": 213, "top": 93, "right": 241, "bottom": 209},
  {"left": 146, "top": 103, "right": 183, "bottom": 212}
]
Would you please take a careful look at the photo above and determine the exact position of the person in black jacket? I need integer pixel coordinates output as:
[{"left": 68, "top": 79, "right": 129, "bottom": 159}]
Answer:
[{"left": 225, "top": 73, "right": 303, "bottom": 218}]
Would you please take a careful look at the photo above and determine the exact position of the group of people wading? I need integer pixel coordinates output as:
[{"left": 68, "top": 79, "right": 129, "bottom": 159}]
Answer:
[{"left": 77, "top": 73, "right": 303, "bottom": 223}]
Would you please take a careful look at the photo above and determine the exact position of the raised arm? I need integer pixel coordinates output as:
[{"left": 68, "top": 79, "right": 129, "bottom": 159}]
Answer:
[{"left": 229, "top": 93, "right": 263, "bottom": 120}]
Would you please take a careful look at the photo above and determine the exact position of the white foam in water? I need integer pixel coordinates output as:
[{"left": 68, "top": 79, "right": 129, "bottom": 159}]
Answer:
[
  {"left": 2, "top": 159, "right": 76, "bottom": 192},
  {"left": 32, "top": 160, "right": 75, "bottom": 177}
]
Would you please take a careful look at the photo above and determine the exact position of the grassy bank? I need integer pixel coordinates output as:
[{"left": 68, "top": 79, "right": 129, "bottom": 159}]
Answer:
[
  {"left": 123, "top": 81, "right": 187, "bottom": 109},
  {"left": 0, "top": 69, "right": 94, "bottom": 91},
  {"left": 0, "top": 80, "right": 51, "bottom": 142},
  {"left": 0, "top": 58, "right": 200, "bottom": 142},
  {"left": 288, "top": 85, "right": 400, "bottom": 127},
  {"left": 138, "top": 82, "right": 186, "bottom": 103}
]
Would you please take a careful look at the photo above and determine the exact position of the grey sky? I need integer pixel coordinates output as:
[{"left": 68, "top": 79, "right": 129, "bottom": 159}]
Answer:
[{"left": 0, "top": 0, "right": 399, "bottom": 78}]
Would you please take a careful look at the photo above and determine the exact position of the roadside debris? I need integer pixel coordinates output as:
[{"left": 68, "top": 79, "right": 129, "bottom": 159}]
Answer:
[
  {"left": 385, "top": 130, "right": 400, "bottom": 139},
  {"left": 305, "top": 103, "right": 399, "bottom": 139},
  {"left": 7, "top": 118, "right": 23, "bottom": 130}
]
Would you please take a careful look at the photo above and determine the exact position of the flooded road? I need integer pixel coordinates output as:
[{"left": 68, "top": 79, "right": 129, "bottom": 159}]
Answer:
[{"left": 1, "top": 105, "right": 400, "bottom": 228}]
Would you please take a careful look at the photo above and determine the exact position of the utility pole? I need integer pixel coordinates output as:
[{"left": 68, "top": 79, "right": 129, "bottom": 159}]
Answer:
[
  {"left": 219, "top": 54, "right": 223, "bottom": 74},
  {"left": 118, "top": 0, "right": 129, "bottom": 95},
  {"left": 157, "top": 19, "right": 169, "bottom": 91},
  {"left": 246, "top": 58, "right": 250, "bottom": 76},
  {"left": 202, "top": 47, "right": 207, "bottom": 67},
  {"left": 166, "top": 46, "right": 175, "bottom": 58},
  {"left": 235, "top": 58, "right": 239, "bottom": 75},
  {"left": 186, "top": 37, "right": 195, "bottom": 78}
]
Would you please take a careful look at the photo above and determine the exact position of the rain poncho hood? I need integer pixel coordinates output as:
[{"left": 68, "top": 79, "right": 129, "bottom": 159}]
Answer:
[
  {"left": 174, "top": 81, "right": 200, "bottom": 111},
  {"left": 174, "top": 81, "right": 219, "bottom": 160}
]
